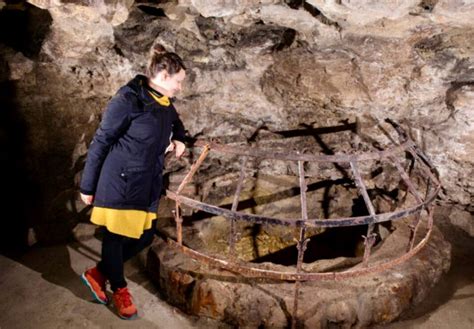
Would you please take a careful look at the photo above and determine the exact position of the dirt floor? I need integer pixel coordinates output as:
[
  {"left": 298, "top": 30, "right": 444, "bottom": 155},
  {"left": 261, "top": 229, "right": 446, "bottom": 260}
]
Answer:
[{"left": 0, "top": 206, "right": 473, "bottom": 329}]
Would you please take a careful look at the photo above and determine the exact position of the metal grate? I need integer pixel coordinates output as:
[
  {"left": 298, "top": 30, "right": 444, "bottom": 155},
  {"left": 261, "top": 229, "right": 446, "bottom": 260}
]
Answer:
[{"left": 165, "top": 121, "right": 441, "bottom": 328}]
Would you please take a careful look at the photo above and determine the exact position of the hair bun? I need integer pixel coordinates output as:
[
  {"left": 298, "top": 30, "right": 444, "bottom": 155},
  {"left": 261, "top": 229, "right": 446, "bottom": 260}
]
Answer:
[{"left": 152, "top": 43, "right": 167, "bottom": 56}]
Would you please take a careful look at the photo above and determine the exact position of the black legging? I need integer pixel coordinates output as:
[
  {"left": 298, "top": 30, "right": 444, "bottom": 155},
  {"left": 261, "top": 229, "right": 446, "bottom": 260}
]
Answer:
[{"left": 97, "top": 222, "right": 156, "bottom": 291}]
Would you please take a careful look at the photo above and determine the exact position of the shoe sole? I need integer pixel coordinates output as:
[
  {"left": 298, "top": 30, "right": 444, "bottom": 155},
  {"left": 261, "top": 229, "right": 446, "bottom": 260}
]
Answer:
[
  {"left": 118, "top": 312, "right": 138, "bottom": 320},
  {"left": 80, "top": 273, "right": 108, "bottom": 304}
]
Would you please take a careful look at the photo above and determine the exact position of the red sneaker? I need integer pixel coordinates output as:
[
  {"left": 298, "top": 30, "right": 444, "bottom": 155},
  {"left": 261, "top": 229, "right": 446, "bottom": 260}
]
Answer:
[
  {"left": 113, "top": 287, "right": 138, "bottom": 320},
  {"left": 81, "top": 267, "right": 108, "bottom": 304}
]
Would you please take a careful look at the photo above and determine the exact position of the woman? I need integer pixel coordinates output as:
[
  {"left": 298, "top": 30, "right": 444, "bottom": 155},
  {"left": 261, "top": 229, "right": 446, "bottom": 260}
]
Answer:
[{"left": 79, "top": 44, "right": 186, "bottom": 319}]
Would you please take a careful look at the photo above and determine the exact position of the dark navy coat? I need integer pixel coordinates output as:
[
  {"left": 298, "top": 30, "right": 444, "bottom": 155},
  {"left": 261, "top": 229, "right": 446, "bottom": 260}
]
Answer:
[{"left": 80, "top": 75, "right": 185, "bottom": 212}]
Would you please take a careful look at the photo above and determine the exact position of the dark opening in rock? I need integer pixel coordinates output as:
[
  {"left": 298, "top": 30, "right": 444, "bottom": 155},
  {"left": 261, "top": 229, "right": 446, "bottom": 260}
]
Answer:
[
  {"left": 253, "top": 225, "right": 369, "bottom": 265},
  {"left": 0, "top": 2, "right": 52, "bottom": 58},
  {"left": 419, "top": 0, "right": 438, "bottom": 13},
  {"left": 137, "top": 5, "right": 166, "bottom": 17}
]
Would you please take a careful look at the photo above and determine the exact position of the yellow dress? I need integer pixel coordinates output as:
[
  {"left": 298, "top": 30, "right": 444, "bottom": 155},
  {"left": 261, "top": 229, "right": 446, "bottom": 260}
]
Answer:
[
  {"left": 91, "top": 207, "right": 156, "bottom": 239},
  {"left": 90, "top": 91, "right": 170, "bottom": 239}
]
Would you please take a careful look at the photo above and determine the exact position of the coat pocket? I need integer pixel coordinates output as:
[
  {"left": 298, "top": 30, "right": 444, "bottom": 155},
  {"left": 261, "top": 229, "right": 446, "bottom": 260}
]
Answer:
[{"left": 121, "top": 166, "right": 153, "bottom": 206}]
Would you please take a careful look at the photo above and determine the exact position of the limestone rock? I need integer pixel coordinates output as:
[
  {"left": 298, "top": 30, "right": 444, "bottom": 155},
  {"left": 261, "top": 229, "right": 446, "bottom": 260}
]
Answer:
[
  {"left": 306, "top": 0, "right": 420, "bottom": 27},
  {"left": 262, "top": 47, "right": 372, "bottom": 122},
  {"left": 2, "top": 0, "right": 472, "bottom": 243},
  {"left": 431, "top": 0, "right": 474, "bottom": 27},
  {"left": 450, "top": 207, "right": 474, "bottom": 237},
  {"left": 3, "top": 50, "right": 35, "bottom": 80},
  {"left": 449, "top": 85, "right": 474, "bottom": 160},
  {"left": 258, "top": 4, "right": 340, "bottom": 45},
  {"left": 28, "top": 0, "right": 133, "bottom": 59},
  {"left": 188, "top": 0, "right": 252, "bottom": 17},
  {"left": 41, "top": 5, "right": 114, "bottom": 59},
  {"left": 307, "top": 0, "right": 474, "bottom": 29},
  {"left": 28, "top": 0, "right": 133, "bottom": 26}
]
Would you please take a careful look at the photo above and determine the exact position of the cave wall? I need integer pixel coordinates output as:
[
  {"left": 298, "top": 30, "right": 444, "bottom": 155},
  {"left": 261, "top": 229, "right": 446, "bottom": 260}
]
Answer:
[{"left": 0, "top": 0, "right": 472, "bottom": 245}]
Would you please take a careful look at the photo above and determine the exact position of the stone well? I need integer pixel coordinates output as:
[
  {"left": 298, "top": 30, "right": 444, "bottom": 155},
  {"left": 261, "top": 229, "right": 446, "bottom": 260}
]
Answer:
[{"left": 144, "top": 121, "right": 450, "bottom": 328}]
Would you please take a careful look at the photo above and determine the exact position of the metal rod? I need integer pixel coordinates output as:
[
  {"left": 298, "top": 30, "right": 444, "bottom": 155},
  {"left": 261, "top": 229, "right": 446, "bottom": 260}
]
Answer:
[
  {"left": 292, "top": 160, "right": 310, "bottom": 329},
  {"left": 350, "top": 161, "right": 377, "bottom": 266},
  {"left": 406, "top": 147, "right": 441, "bottom": 186},
  {"left": 389, "top": 156, "right": 423, "bottom": 203},
  {"left": 389, "top": 155, "right": 424, "bottom": 250},
  {"left": 229, "top": 156, "right": 248, "bottom": 258},
  {"left": 174, "top": 144, "right": 210, "bottom": 246},
  {"left": 174, "top": 203, "right": 183, "bottom": 245},
  {"left": 176, "top": 144, "right": 211, "bottom": 195},
  {"left": 297, "top": 160, "right": 309, "bottom": 256}
]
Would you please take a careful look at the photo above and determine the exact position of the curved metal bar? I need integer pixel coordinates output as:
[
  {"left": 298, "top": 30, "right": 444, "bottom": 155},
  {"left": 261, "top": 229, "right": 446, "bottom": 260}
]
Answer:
[
  {"left": 166, "top": 208, "right": 434, "bottom": 281},
  {"left": 194, "top": 140, "right": 414, "bottom": 163},
  {"left": 166, "top": 183, "right": 440, "bottom": 228}
]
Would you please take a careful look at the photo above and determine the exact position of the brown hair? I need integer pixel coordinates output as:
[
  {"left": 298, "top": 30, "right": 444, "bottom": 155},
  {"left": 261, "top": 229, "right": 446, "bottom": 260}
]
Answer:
[{"left": 146, "top": 43, "right": 186, "bottom": 78}]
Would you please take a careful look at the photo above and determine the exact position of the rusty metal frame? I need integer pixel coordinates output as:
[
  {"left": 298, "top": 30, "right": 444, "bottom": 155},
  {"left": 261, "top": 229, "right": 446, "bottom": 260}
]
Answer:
[
  {"left": 165, "top": 133, "right": 440, "bottom": 327},
  {"left": 166, "top": 139, "right": 440, "bottom": 277}
]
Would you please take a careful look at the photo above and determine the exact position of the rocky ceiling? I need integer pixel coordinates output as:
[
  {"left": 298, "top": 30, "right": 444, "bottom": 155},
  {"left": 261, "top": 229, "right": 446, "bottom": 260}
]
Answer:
[{"left": 0, "top": 0, "right": 472, "bottom": 244}]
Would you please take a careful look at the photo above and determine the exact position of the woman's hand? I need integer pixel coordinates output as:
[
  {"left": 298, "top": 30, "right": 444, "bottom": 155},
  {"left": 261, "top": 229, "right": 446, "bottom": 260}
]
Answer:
[
  {"left": 80, "top": 193, "right": 94, "bottom": 205},
  {"left": 173, "top": 140, "right": 185, "bottom": 158},
  {"left": 166, "top": 140, "right": 185, "bottom": 158}
]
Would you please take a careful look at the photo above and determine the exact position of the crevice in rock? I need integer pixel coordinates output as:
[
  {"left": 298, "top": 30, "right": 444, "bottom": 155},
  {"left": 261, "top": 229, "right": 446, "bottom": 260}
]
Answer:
[
  {"left": 236, "top": 24, "right": 296, "bottom": 53},
  {"left": 0, "top": 2, "right": 52, "bottom": 58},
  {"left": 114, "top": 5, "right": 168, "bottom": 56},
  {"left": 273, "top": 29, "right": 296, "bottom": 52},
  {"left": 419, "top": 0, "right": 438, "bottom": 13},
  {"left": 135, "top": 0, "right": 172, "bottom": 8},
  {"left": 112, "top": 44, "right": 125, "bottom": 57},
  {"left": 195, "top": 15, "right": 239, "bottom": 48},
  {"left": 137, "top": 4, "right": 166, "bottom": 17},
  {"left": 284, "top": 0, "right": 341, "bottom": 31},
  {"left": 445, "top": 80, "right": 474, "bottom": 122},
  {"left": 413, "top": 33, "right": 451, "bottom": 65},
  {"left": 414, "top": 34, "right": 443, "bottom": 54},
  {"left": 285, "top": 0, "right": 304, "bottom": 10},
  {"left": 288, "top": 1, "right": 342, "bottom": 32}
]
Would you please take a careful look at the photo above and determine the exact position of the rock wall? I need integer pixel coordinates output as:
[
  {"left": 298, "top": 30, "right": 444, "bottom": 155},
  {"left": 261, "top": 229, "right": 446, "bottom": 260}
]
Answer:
[{"left": 0, "top": 0, "right": 472, "bottom": 244}]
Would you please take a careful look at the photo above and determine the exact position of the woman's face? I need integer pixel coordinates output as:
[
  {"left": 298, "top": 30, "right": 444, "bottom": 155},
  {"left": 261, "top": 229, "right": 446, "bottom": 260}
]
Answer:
[{"left": 150, "top": 69, "right": 186, "bottom": 97}]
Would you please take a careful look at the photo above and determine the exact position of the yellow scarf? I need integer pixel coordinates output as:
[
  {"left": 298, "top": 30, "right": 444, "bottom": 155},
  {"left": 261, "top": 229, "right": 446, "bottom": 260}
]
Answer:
[{"left": 148, "top": 91, "right": 170, "bottom": 106}]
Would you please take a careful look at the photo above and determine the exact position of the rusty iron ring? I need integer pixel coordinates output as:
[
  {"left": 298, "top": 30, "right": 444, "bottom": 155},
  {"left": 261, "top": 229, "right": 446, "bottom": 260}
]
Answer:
[
  {"left": 165, "top": 139, "right": 440, "bottom": 281},
  {"left": 166, "top": 209, "right": 433, "bottom": 281},
  {"left": 166, "top": 184, "right": 439, "bottom": 228}
]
